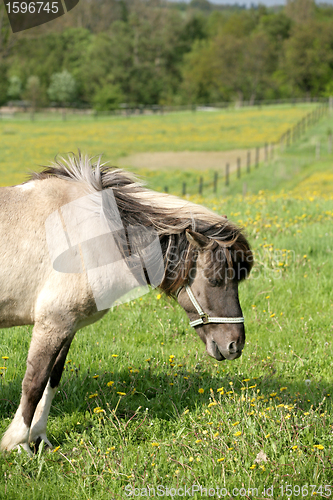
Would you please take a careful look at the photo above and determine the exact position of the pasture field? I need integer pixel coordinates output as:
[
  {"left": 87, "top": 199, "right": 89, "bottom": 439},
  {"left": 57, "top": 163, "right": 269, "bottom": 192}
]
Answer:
[
  {"left": 0, "top": 109, "right": 333, "bottom": 498},
  {"left": 0, "top": 104, "right": 314, "bottom": 186}
]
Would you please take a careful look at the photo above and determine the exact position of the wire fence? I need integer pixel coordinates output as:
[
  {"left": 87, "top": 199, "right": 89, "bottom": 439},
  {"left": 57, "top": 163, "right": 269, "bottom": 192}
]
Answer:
[{"left": 162, "top": 102, "right": 329, "bottom": 196}]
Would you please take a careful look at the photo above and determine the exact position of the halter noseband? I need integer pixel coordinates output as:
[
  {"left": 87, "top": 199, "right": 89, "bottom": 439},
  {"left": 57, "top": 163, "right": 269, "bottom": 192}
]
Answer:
[{"left": 176, "top": 285, "right": 244, "bottom": 328}]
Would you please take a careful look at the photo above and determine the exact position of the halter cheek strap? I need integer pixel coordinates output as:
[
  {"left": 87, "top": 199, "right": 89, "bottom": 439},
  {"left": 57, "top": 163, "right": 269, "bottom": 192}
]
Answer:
[{"left": 176, "top": 285, "right": 244, "bottom": 328}]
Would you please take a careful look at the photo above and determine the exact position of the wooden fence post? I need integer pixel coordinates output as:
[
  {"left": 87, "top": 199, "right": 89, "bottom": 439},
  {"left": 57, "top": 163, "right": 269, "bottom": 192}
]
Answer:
[
  {"left": 199, "top": 177, "right": 203, "bottom": 195},
  {"left": 270, "top": 142, "right": 274, "bottom": 160},
  {"left": 255, "top": 147, "right": 259, "bottom": 168},
  {"left": 237, "top": 158, "right": 241, "bottom": 178},
  {"left": 280, "top": 133, "right": 284, "bottom": 151},
  {"left": 329, "top": 133, "right": 332, "bottom": 154},
  {"left": 316, "top": 141, "right": 320, "bottom": 160},
  {"left": 164, "top": 186, "right": 168, "bottom": 193},
  {"left": 225, "top": 163, "right": 229, "bottom": 186},
  {"left": 213, "top": 172, "right": 218, "bottom": 193},
  {"left": 286, "top": 129, "right": 291, "bottom": 147},
  {"left": 247, "top": 151, "right": 251, "bottom": 173}
]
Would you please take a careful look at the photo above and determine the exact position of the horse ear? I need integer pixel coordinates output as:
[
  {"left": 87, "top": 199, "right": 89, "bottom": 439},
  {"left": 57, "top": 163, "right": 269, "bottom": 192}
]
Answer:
[
  {"left": 186, "top": 229, "right": 210, "bottom": 249},
  {"left": 222, "top": 214, "right": 227, "bottom": 219}
]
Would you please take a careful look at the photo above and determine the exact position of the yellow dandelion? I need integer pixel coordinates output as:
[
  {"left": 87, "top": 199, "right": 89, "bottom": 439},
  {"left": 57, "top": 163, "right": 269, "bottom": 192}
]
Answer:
[
  {"left": 156, "top": 294, "right": 162, "bottom": 300},
  {"left": 89, "top": 393, "right": 98, "bottom": 398},
  {"left": 313, "top": 444, "right": 324, "bottom": 450},
  {"left": 107, "top": 381, "right": 114, "bottom": 387},
  {"left": 292, "top": 445, "right": 298, "bottom": 450},
  {"left": 93, "top": 407, "right": 104, "bottom": 413},
  {"left": 2, "top": 356, "right": 8, "bottom": 360},
  {"left": 117, "top": 392, "right": 126, "bottom": 396},
  {"left": 151, "top": 442, "right": 159, "bottom": 447},
  {"left": 234, "top": 431, "right": 242, "bottom": 437},
  {"left": 198, "top": 388, "right": 204, "bottom": 394},
  {"left": 217, "top": 457, "right": 225, "bottom": 462},
  {"left": 112, "top": 354, "right": 118, "bottom": 358},
  {"left": 195, "top": 439, "right": 202, "bottom": 444},
  {"left": 53, "top": 446, "right": 60, "bottom": 453},
  {"left": 189, "top": 457, "right": 194, "bottom": 462}
]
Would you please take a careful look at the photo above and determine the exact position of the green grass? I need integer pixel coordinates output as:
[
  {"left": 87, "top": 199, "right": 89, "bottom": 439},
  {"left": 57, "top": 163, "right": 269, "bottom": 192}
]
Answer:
[{"left": 0, "top": 107, "right": 333, "bottom": 498}]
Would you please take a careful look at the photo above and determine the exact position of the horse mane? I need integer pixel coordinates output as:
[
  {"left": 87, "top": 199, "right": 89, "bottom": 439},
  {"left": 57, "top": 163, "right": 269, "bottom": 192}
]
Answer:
[{"left": 30, "top": 153, "right": 253, "bottom": 295}]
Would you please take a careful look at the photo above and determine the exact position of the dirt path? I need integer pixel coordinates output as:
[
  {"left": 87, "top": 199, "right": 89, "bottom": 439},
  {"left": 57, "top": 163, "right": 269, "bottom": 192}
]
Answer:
[{"left": 117, "top": 147, "right": 270, "bottom": 171}]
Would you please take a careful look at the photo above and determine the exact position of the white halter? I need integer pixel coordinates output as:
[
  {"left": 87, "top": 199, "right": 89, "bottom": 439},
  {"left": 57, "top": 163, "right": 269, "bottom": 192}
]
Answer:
[{"left": 177, "top": 285, "right": 244, "bottom": 328}]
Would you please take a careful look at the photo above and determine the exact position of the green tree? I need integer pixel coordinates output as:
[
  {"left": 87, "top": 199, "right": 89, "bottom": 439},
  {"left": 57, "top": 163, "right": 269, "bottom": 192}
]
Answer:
[
  {"left": 48, "top": 70, "right": 76, "bottom": 104},
  {"left": 25, "top": 76, "right": 41, "bottom": 114},
  {"left": 93, "top": 83, "right": 124, "bottom": 111},
  {"left": 0, "top": 63, "right": 8, "bottom": 105},
  {"left": 285, "top": 0, "right": 315, "bottom": 24},
  {"left": 7, "top": 75, "right": 22, "bottom": 100},
  {"left": 282, "top": 21, "right": 333, "bottom": 96}
]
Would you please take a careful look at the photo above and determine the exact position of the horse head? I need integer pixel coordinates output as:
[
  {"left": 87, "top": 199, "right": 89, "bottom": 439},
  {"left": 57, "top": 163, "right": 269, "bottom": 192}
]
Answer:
[{"left": 177, "top": 229, "right": 252, "bottom": 361}]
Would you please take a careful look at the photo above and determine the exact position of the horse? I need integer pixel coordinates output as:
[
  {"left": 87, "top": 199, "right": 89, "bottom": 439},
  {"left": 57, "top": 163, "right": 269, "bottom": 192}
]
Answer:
[{"left": 0, "top": 153, "right": 253, "bottom": 454}]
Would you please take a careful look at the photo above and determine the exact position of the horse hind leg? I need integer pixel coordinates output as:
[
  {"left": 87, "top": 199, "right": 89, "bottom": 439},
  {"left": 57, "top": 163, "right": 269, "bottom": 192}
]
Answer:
[
  {"left": 29, "top": 337, "right": 74, "bottom": 451},
  {"left": 0, "top": 323, "right": 72, "bottom": 454}
]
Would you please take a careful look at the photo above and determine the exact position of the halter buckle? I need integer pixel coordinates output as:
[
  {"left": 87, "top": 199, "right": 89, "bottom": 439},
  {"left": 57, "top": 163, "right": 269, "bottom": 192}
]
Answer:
[{"left": 201, "top": 313, "right": 209, "bottom": 324}]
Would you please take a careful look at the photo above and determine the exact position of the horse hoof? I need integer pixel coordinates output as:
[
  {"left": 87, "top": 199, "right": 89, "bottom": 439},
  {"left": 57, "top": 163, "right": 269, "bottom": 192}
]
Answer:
[{"left": 32, "top": 436, "right": 53, "bottom": 453}]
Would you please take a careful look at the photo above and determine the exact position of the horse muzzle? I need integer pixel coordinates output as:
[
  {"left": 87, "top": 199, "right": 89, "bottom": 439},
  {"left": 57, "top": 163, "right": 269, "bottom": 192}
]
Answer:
[{"left": 206, "top": 328, "right": 245, "bottom": 361}]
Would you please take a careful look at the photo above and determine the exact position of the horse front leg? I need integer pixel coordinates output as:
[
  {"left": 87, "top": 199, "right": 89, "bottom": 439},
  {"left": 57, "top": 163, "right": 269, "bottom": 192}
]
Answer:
[
  {"left": 29, "top": 337, "right": 74, "bottom": 451},
  {"left": 0, "top": 323, "right": 73, "bottom": 454}
]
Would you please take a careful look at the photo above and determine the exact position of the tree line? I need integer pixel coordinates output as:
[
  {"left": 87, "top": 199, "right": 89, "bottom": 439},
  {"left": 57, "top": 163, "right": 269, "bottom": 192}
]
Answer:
[{"left": 0, "top": 0, "right": 333, "bottom": 109}]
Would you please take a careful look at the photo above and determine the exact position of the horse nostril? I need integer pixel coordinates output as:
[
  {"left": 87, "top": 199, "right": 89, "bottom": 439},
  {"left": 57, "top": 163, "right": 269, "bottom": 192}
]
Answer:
[{"left": 227, "top": 341, "right": 238, "bottom": 354}]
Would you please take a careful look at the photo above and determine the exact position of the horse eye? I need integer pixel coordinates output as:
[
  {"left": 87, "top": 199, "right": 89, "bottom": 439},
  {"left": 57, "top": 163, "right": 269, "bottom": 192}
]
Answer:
[{"left": 208, "top": 278, "right": 221, "bottom": 287}]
